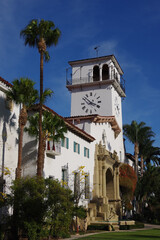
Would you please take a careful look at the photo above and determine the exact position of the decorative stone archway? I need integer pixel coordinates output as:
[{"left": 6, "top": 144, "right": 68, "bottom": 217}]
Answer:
[{"left": 88, "top": 142, "right": 121, "bottom": 224}]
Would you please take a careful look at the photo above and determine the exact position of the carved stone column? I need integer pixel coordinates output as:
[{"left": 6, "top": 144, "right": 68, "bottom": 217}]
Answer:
[
  {"left": 93, "top": 144, "right": 99, "bottom": 197},
  {"left": 102, "top": 166, "right": 106, "bottom": 198},
  {"left": 99, "top": 160, "right": 102, "bottom": 197}
]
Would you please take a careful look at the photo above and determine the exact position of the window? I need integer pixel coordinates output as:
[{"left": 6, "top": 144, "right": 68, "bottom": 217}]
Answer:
[
  {"left": 73, "top": 141, "right": 80, "bottom": 154},
  {"left": 93, "top": 65, "right": 100, "bottom": 81},
  {"left": 85, "top": 173, "right": 90, "bottom": 199},
  {"left": 102, "top": 64, "right": 109, "bottom": 80},
  {"left": 62, "top": 165, "right": 68, "bottom": 188},
  {"left": 74, "top": 172, "right": 80, "bottom": 200},
  {"left": 84, "top": 147, "right": 89, "bottom": 158},
  {"left": 61, "top": 137, "right": 69, "bottom": 149},
  {"left": 47, "top": 140, "right": 61, "bottom": 154}
]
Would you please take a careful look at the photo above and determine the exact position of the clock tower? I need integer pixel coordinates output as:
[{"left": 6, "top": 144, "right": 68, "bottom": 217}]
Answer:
[{"left": 66, "top": 55, "right": 126, "bottom": 129}]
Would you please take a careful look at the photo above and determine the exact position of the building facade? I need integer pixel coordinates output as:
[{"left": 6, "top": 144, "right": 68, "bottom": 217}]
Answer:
[{"left": 0, "top": 55, "right": 127, "bottom": 226}]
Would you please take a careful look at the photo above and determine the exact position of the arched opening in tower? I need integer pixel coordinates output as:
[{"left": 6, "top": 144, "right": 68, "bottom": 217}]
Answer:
[
  {"left": 93, "top": 65, "right": 100, "bottom": 81},
  {"left": 102, "top": 64, "right": 109, "bottom": 80}
]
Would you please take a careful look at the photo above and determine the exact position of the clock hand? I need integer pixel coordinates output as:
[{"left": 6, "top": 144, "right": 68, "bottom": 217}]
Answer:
[
  {"left": 82, "top": 97, "right": 100, "bottom": 108},
  {"left": 82, "top": 97, "right": 91, "bottom": 104},
  {"left": 83, "top": 97, "right": 94, "bottom": 105}
]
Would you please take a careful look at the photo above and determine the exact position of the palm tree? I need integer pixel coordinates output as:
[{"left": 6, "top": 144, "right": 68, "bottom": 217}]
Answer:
[
  {"left": 140, "top": 139, "right": 160, "bottom": 168},
  {"left": 139, "top": 139, "right": 153, "bottom": 177},
  {"left": 25, "top": 110, "right": 67, "bottom": 172},
  {"left": 123, "top": 121, "right": 154, "bottom": 176},
  {"left": 7, "top": 78, "right": 38, "bottom": 179},
  {"left": 20, "top": 19, "right": 61, "bottom": 177}
]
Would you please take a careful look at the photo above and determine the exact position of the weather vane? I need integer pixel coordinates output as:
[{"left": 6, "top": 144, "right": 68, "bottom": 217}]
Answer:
[{"left": 94, "top": 46, "right": 100, "bottom": 57}]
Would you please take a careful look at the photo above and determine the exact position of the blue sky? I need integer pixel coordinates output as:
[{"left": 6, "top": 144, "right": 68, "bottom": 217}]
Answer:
[{"left": 0, "top": 0, "right": 160, "bottom": 153}]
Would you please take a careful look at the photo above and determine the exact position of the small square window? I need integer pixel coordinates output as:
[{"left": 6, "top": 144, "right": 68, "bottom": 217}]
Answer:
[
  {"left": 84, "top": 147, "right": 89, "bottom": 158},
  {"left": 74, "top": 142, "right": 80, "bottom": 154},
  {"left": 61, "top": 137, "right": 69, "bottom": 149}
]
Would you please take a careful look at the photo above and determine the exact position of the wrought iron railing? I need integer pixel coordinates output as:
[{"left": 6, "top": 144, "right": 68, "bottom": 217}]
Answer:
[{"left": 66, "top": 76, "right": 125, "bottom": 93}]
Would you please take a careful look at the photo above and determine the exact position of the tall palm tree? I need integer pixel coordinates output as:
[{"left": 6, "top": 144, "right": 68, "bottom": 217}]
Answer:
[
  {"left": 7, "top": 78, "right": 38, "bottom": 179},
  {"left": 25, "top": 110, "right": 67, "bottom": 172},
  {"left": 123, "top": 121, "right": 154, "bottom": 176},
  {"left": 20, "top": 19, "right": 61, "bottom": 177}
]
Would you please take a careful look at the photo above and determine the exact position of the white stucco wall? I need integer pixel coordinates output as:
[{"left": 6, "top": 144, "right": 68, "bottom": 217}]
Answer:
[
  {"left": 22, "top": 124, "right": 95, "bottom": 206},
  {"left": 71, "top": 85, "right": 113, "bottom": 116},
  {"left": 0, "top": 81, "right": 19, "bottom": 190},
  {"left": 74, "top": 120, "right": 125, "bottom": 163}
]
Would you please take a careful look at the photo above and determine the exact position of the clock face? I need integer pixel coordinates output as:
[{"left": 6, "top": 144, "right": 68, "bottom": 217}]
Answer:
[
  {"left": 114, "top": 97, "right": 120, "bottom": 116},
  {"left": 81, "top": 91, "right": 101, "bottom": 114}
]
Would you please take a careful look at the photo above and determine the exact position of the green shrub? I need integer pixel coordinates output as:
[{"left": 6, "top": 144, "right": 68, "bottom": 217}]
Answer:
[
  {"left": 120, "top": 221, "right": 144, "bottom": 230},
  {"left": 87, "top": 224, "right": 109, "bottom": 231},
  {"left": 5, "top": 177, "right": 74, "bottom": 239}
]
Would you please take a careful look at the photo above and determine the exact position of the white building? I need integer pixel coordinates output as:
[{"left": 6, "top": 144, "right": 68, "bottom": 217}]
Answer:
[
  {"left": 0, "top": 77, "right": 19, "bottom": 191},
  {"left": 0, "top": 55, "right": 129, "bottom": 225}
]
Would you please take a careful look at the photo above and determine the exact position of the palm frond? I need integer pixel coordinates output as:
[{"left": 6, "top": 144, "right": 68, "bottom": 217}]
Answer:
[{"left": 41, "top": 89, "right": 53, "bottom": 103}]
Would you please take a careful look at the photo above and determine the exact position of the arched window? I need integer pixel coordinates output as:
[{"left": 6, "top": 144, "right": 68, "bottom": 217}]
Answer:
[
  {"left": 102, "top": 64, "right": 109, "bottom": 80},
  {"left": 93, "top": 65, "right": 100, "bottom": 81}
]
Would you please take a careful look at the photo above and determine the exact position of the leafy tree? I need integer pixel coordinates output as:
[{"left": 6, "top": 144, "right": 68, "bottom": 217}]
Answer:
[
  {"left": 123, "top": 121, "right": 154, "bottom": 176},
  {"left": 25, "top": 110, "right": 67, "bottom": 169},
  {"left": 6, "top": 177, "right": 74, "bottom": 240},
  {"left": 7, "top": 78, "right": 38, "bottom": 179},
  {"left": 119, "top": 163, "right": 137, "bottom": 213},
  {"left": 44, "top": 178, "right": 74, "bottom": 239},
  {"left": 20, "top": 19, "right": 61, "bottom": 177},
  {"left": 135, "top": 165, "right": 160, "bottom": 222}
]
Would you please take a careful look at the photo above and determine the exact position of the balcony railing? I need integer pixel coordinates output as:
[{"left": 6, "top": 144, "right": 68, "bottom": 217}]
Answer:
[
  {"left": 66, "top": 76, "right": 125, "bottom": 93},
  {"left": 46, "top": 141, "right": 61, "bottom": 156}
]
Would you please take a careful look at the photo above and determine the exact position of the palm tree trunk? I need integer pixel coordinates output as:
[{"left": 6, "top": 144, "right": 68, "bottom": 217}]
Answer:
[
  {"left": 16, "top": 107, "right": 27, "bottom": 179},
  {"left": 134, "top": 142, "right": 139, "bottom": 177},
  {"left": 37, "top": 51, "right": 44, "bottom": 177}
]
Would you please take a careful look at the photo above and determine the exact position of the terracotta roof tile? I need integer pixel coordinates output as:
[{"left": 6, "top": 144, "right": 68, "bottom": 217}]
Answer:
[{"left": 0, "top": 76, "right": 12, "bottom": 87}]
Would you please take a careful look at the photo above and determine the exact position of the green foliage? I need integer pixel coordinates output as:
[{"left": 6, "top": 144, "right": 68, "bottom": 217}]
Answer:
[
  {"left": 25, "top": 110, "right": 67, "bottom": 141},
  {"left": 135, "top": 165, "right": 160, "bottom": 222},
  {"left": 20, "top": 19, "right": 61, "bottom": 61},
  {"left": 44, "top": 178, "right": 74, "bottom": 238},
  {"left": 41, "top": 88, "right": 53, "bottom": 103},
  {"left": 140, "top": 139, "right": 160, "bottom": 166},
  {"left": 123, "top": 121, "right": 154, "bottom": 145},
  {"left": 87, "top": 224, "right": 109, "bottom": 231},
  {"left": 73, "top": 206, "right": 87, "bottom": 220},
  {"left": 6, "top": 177, "right": 74, "bottom": 239},
  {"left": 7, "top": 78, "right": 39, "bottom": 108},
  {"left": 119, "top": 222, "right": 144, "bottom": 230}
]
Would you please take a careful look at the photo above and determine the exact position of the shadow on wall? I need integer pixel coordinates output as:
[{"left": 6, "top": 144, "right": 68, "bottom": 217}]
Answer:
[
  {"left": 22, "top": 139, "right": 37, "bottom": 177},
  {"left": 0, "top": 95, "right": 18, "bottom": 191}
]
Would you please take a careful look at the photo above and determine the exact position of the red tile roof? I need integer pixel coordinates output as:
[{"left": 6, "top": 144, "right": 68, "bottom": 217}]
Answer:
[{"left": 0, "top": 76, "right": 12, "bottom": 87}]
